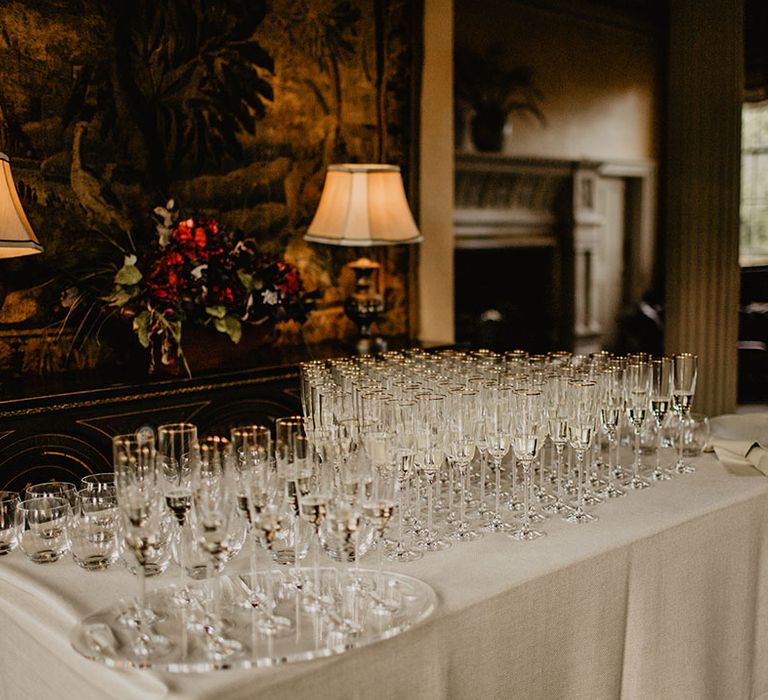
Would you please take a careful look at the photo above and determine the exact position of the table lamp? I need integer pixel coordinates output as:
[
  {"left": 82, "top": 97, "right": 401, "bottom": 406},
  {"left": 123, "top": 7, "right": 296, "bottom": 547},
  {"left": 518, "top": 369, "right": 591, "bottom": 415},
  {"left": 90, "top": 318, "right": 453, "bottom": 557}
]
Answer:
[
  {"left": 305, "top": 164, "right": 421, "bottom": 354},
  {"left": 0, "top": 153, "right": 42, "bottom": 258}
]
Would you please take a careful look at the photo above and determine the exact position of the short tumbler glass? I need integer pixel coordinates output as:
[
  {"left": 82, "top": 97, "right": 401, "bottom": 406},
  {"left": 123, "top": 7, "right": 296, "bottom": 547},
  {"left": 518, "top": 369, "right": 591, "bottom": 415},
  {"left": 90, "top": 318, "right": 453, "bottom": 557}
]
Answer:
[
  {"left": 0, "top": 491, "right": 21, "bottom": 555},
  {"left": 69, "top": 489, "right": 121, "bottom": 570},
  {"left": 19, "top": 496, "right": 70, "bottom": 563}
]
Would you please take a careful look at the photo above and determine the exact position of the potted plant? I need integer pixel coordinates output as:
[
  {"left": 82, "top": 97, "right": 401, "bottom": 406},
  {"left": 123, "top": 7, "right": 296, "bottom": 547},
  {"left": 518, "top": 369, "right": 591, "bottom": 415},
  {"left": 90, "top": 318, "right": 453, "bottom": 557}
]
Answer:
[{"left": 455, "top": 45, "right": 546, "bottom": 152}]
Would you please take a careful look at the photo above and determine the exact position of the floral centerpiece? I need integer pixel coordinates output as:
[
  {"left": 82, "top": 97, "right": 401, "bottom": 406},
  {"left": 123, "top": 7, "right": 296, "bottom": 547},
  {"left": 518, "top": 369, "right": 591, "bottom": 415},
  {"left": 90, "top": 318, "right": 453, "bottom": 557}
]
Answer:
[{"left": 105, "top": 201, "right": 314, "bottom": 374}]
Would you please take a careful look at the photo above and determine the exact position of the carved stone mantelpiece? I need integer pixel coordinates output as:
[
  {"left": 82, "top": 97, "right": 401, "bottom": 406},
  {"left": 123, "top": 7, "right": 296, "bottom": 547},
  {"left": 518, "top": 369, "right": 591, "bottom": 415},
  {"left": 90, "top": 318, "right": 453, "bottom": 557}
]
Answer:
[{"left": 454, "top": 153, "right": 656, "bottom": 353}]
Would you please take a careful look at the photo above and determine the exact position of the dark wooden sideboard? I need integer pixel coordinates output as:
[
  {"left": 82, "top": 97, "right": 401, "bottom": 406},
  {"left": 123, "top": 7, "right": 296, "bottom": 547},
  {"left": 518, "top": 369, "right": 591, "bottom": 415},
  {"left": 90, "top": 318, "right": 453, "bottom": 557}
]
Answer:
[{"left": 0, "top": 353, "right": 310, "bottom": 492}]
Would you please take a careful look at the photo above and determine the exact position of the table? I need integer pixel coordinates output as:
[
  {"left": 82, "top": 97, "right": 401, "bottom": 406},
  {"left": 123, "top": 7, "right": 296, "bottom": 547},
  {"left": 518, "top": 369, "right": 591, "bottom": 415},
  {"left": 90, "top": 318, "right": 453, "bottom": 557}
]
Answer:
[{"left": 2, "top": 454, "right": 768, "bottom": 700}]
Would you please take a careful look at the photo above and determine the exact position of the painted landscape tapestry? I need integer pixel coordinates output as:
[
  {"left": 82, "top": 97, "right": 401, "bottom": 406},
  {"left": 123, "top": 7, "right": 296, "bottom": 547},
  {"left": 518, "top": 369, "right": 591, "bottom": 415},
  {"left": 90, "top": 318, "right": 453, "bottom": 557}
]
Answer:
[{"left": 0, "top": 0, "right": 420, "bottom": 375}]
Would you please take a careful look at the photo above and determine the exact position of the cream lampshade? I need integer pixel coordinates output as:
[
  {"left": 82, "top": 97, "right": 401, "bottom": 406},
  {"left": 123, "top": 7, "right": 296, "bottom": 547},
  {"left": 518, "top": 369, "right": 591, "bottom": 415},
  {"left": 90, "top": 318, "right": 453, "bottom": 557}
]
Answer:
[
  {"left": 305, "top": 164, "right": 421, "bottom": 353},
  {"left": 305, "top": 164, "right": 422, "bottom": 246},
  {"left": 0, "top": 153, "right": 42, "bottom": 258}
]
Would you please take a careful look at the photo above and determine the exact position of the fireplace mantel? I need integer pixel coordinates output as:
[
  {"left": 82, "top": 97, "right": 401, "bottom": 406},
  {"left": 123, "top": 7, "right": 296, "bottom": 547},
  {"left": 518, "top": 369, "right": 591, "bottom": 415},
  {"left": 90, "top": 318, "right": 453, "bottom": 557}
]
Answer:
[{"left": 454, "top": 153, "right": 657, "bottom": 353}]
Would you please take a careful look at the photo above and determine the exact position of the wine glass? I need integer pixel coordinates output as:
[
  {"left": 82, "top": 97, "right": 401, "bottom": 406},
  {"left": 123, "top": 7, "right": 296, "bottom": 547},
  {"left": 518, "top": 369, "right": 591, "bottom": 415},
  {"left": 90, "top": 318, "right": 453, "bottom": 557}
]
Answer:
[
  {"left": 483, "top": 384, "right": 513, "bottom": 533},
  {"left": 0, "top": 491, "right": 21, "bottom": 555},
  {"left": 414, "top": 393, "right": 451, "bottom": 549},
  {"left": 275, "top": 417, "right": 312, "bottom": 579},
  {"left": 597, "top": 366, "right": 626, "bottom": 498},
  {"left": 649, "top": 357, "right": 673, "bottom": 481},
  {"left": 362, "top": 464, "right": 398, "bottom": 615},
  {"left": 231, "top": 424, "right": 272, "bottom": 606},
  {"left": 509, "top": 389, "right": 547, "bottom": 540},
  {"left": 299, "top": 449, "right": 332, "bottom": 614},
  {"left": 543, "top": 373, "right": 573, "bottom": 513},
  {"left": 191, "top": 435, "right": 244, "bottom": 659},
  {"left": 385, "top": 398, "right": 423, "bottom": 562},
  {"left": 157, "top": 422, "right": 198, "bottom": 604},
  {"left": 672, "top": 353, "right": 698, "bottom": 474},
  {"left": 624, "top": 362, "right": 652, "bottom": 490},
  {"left": 113, "top": 432, "right": 172, "bottom": 658},
  {"left": 446, "top": 388, "right": 482, "bottom": 542},
  {"left": 563, "top": 380, "right": 599, "bottom": 524}
]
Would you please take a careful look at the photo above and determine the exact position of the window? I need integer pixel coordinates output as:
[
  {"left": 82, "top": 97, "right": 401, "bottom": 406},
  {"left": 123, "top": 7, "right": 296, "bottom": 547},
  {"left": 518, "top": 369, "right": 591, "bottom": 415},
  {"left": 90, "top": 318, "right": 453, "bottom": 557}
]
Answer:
[{"left": 741, "top": 101, "right": 768, "bottom": 266}]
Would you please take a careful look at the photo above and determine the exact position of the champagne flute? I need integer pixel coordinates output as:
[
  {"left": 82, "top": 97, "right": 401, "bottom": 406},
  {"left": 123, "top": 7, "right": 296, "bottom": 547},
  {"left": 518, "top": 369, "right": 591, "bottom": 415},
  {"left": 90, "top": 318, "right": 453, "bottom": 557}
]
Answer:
[
  {"left": 624, "top": 362, "right": 652, "bottom": 490},
  {"left": 597, "top": 366, "right": 626, "bottom": 498},
  {"left": 672, "top": 353, "right": 698, "bottom": 474},
  {"left": 509, "top": 389, "right": 546, "bottom": 540},
  {"left": 362, "top": 464, "right": 398, "bottom": 614},
  {"left": 649, "top": 357, "right": 673, "bottom": 481},
  {"left": 563, "top": 380, "right": 599, "bottom": 524},
  {"left": 483, "top": 384, "right": 513, "bottom": 533},
  {"left": 113, "top": 433, "right": 172, "bottom": 658},
  {"left": 157, "top": 422, "right": 198, "bottom": 604},
  {"left": 231, "top": 424, "right": 272, "bottom": 603},
  {"left": 299, "top": 451, "right": 331, "bottom": 614},
  {"left": 446, "top": 388, "right": 482, "bottom": 542},
  {"left": 192, "top": 436, "right": 244, "bottom": 659}
]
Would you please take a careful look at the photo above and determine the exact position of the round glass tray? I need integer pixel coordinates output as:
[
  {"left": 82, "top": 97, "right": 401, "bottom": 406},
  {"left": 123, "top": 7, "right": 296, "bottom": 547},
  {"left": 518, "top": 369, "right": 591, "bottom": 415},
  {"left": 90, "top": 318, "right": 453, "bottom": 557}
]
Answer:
[{"left": 71, "top": 567, "right": 437, "bottom": 672}]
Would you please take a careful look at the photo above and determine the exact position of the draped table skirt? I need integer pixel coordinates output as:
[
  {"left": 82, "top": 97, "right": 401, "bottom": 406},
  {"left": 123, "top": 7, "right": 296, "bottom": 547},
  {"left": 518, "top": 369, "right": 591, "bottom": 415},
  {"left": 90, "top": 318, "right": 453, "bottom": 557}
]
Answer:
[{"left": 2, "top": 454, "right": 768, "bottom": 700}]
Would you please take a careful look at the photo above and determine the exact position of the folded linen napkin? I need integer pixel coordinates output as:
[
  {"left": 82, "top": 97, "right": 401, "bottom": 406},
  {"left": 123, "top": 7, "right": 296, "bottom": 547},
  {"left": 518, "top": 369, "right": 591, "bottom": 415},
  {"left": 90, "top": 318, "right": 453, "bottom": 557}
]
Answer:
[
  {"left": 707, "top": 413, "right": 768, "bottom": 475},
  {"left": 706, "top": 436, "right": 768, "bottom": 475}
]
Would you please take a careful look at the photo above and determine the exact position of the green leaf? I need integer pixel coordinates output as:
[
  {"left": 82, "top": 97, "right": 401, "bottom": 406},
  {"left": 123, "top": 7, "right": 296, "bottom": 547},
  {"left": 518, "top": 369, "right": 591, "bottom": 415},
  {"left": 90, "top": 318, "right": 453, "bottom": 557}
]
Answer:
[
  {"left": 214, "top": 315, "right": 242, "bottom": 343},
  {"left": 133, "top": 310, "right": 150, "bottom": 348},
  {"left": 205, "top": 305, "right": 227, "bottom": 319},
  {"left": 114, "top": 264, "right": 142, "bottom": 285},
  {"left": 237, "top": 270, "right": 254, "bottom": 292}
]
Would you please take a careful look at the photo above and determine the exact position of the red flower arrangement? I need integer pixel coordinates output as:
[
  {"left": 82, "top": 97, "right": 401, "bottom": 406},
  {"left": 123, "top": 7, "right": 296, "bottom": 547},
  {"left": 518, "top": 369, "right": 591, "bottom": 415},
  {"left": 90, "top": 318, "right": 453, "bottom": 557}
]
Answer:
[{"left": 106, "top": 201, "right": 315, "bottom": 374}]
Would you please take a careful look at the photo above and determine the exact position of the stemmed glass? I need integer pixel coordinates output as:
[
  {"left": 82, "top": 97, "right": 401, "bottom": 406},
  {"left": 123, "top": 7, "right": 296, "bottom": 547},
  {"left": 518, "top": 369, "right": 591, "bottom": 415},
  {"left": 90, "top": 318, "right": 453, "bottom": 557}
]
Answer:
[
  {"left": 483, "top": 384, "right": 513, "bottom": 533},
  {"left": 509, "top": 389, "right": 546, "bottom": 540},
  {"left": 231, "top": 424, "right": 272, "bottom": 608},
  {"left": 543, "top": 374, "right": 571, "bottom": 513},
  {"left": 563, "top": 380, "right": 599, "bottom": 524},
  {"left": 157, "top": 422, "right": 198, "bottom": 603},
  {"left": 275, "top": 416, "right": 311, "bottom": 580},
  {"left": 362, "top": 463, "right": 398, "bottom": 612},
  {"left": 191, "top": 436, "right": 243, "bottom": 659},
  {"left": 385, "top": 398, "right": 423, "bottom": 562},
  {"left": 649, "top": 357, "right": 673, "bottom": 481},
  {"left": 446, "top": 388, "right": 482, "bottom": 542},
  {"left": 597, "top": 366, "right": 626, "bottom": 498},
  {"left": 414, "top": 393, "right": 451, "bottom": 549},
  {"left": 672, "top": 353, "right": 698, "bottom": 474},
  {"left": 299, "top": 448, "right": 332, "bottom": 613},
  {"left": 624, "top": 362, "right": 652, "bottom": 490},
  {"left": 113, "top": 433, "right": 172, "bottom": 658}
]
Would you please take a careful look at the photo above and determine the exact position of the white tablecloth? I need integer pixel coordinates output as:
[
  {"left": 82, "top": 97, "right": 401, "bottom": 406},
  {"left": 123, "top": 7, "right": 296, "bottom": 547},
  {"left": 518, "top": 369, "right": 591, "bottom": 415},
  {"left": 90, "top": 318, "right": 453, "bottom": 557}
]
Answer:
[{"left": 2, "top": 454, "right": 768, "bottom": 700}]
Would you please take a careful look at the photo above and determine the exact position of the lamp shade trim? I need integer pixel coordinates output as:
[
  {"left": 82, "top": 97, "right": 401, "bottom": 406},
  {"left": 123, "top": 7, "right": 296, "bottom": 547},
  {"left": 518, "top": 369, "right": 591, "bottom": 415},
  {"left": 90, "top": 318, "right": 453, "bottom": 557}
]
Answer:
[{"left": 305, "top": 163, "right": 422, "bottom": 247}]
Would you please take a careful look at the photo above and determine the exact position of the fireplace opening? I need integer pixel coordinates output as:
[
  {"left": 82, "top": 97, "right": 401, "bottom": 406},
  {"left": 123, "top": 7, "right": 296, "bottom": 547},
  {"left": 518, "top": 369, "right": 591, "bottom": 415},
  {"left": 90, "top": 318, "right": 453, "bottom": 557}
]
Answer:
[{"left": 454, "top": 246, "right": 557, "bottom": 353}]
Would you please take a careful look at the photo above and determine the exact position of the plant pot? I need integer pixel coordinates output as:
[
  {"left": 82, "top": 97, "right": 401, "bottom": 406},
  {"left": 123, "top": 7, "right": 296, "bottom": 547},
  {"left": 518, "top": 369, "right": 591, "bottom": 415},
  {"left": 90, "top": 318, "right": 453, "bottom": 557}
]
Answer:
[
  {"left": 149, "top": 321, "right": 277, "bottom": 377},
  {"left": 470, "top": 105, "right": 507, "bottom": 152}
]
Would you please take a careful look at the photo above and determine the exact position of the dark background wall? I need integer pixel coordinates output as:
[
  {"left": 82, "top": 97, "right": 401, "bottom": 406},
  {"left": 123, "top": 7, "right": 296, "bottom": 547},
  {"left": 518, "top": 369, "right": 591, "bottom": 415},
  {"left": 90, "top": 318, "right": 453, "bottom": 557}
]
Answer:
[{"left": 0, "top": 0, "right": 421, "bottom": 377}]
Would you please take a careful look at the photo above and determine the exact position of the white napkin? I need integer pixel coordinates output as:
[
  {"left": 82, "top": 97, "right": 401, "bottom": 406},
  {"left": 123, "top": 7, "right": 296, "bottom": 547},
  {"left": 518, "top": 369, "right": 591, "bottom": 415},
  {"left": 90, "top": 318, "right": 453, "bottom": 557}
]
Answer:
[
  {"left": 706, "top": 436, "right": 768, "bottom": 475},
  {"left": 707, "top": 413, "right": 768, "bottom": 475}
]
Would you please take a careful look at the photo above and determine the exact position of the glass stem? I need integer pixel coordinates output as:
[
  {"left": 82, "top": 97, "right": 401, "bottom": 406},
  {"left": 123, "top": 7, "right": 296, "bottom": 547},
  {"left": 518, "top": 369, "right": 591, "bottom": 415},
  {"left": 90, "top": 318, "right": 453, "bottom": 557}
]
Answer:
[
  {"left": 479, "top": 451, "right": 487, "bottom": 511},
  {"left": 555, "top": 444, "right": 564, "bottom": 503},
  {"left": 576, "top": 450, "right": 585, "bottom": 514},
  {"left": 136, "top": 554, "right": 147, "bottom": 628},
  {"left": 677, "top": 412, "right": 685, "bottom": 467},
  {"left": 633, "top": 426, "right": 641, "bottom": 478},
  {"left": 458, "top": 466, "right": 466, "bottom": 529},
  {"left": 522, "top": 462, "right": 531, "bottom": 529},
  {"left": 655, "top": 419, "right": 663, "bottom": 473},
  {"left": 313, "top": 529, "right": 321, "bottom": 599},
  {"left": 426, "top": 476, "right": 434, "bottom": 533}
]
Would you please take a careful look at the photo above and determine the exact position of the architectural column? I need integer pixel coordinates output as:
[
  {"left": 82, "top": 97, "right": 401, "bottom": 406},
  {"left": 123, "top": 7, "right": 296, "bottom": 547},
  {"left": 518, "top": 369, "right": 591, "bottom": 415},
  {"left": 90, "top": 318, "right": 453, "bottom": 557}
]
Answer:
[
  {"left": 418, "top": 0, "right": 454, "bottom": 344},
  {"left": 665, "top": 0, "right": 743, "bottom": 415}
]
